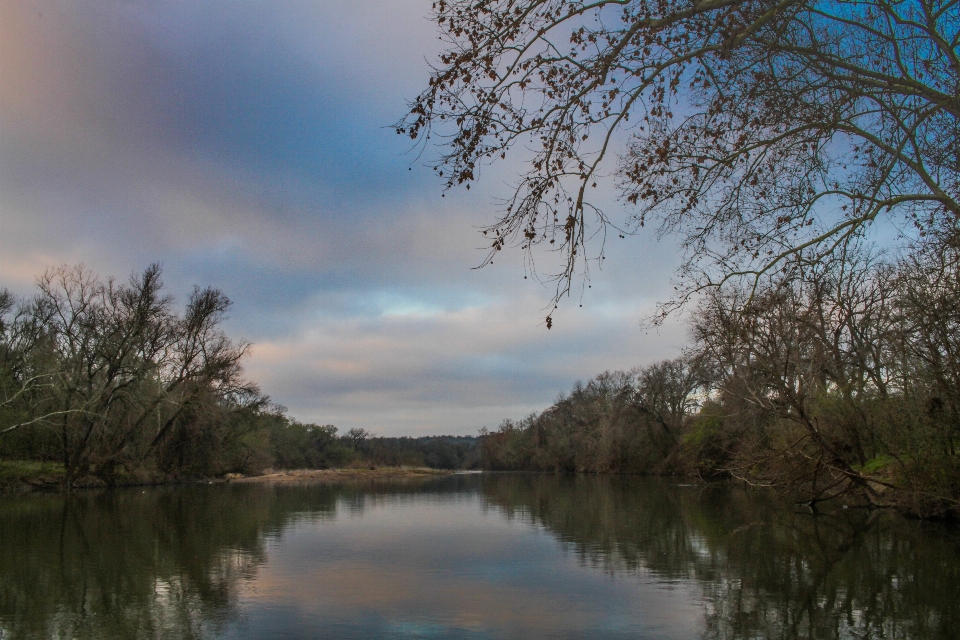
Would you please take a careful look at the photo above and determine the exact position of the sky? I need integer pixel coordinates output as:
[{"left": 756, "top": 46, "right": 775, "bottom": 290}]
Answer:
[{"left": 0, "top": 0, "right": 687, "bottom": 436}]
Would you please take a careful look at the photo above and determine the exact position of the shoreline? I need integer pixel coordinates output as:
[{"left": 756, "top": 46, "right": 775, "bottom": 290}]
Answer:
[
  {"left": 228, "top": 467, "right": 457, "bottom": 483},
  {"left": 0, "top": 463, "right": 458, "bottom": 494}
]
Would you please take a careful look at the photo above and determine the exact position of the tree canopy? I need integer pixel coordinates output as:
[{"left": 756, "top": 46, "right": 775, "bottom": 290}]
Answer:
[{"left": 399, "top": 0, "right": 959, "bottom": 324}]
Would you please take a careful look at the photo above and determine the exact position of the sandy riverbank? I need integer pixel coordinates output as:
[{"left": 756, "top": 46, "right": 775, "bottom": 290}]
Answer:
[
  {"left": 229, "top": 467, "right": 456, "bottom": 483},
  {"left": 0, "top": 461, "right": 457, "bottom": 493}
]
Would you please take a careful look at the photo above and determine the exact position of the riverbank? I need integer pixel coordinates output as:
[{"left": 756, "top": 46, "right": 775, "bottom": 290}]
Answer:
[
  {"left": 0, "top": 460, "right": 66, "bottom": 492},
  {"left": 228, "top": 467, "right": 455, "bottom": 484},
  {"left": 0, "top": 460, "right": 455, "bottom": 493}
]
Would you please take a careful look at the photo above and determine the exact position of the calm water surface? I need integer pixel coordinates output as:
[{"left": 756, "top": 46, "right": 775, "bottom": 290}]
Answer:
[{"left": 1, "top": 474, "right": 958, "bottom": 639}]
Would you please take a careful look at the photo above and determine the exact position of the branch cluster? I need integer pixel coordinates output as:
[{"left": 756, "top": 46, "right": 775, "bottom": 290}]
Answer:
[{"left": 400, "top": 0, "right": 959, "bottom": 322}]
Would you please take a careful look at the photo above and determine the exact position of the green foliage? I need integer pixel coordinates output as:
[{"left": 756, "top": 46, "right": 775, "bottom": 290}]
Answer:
[
  {"left": 859, "top": 455, "right": 898, "bottom": 476},
  {"left": 480, "top": 366, "right": 701, "bottom": 474},
  {"left": 679, "top": 403, "right": 735, "bottom": 477},
  {"left": 266, "top": 420, "right": 355, "bottom": 470},
  {"left": 0, "top": 460, "right": 64, "bottom": 485},
  {"left": 366, "top": 435, "right": 480, "bottom": 470}
]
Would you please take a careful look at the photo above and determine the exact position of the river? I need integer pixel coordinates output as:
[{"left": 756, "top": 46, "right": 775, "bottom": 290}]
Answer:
[{"left": 1, "top": 474, "right": 957, "bottom": 639}]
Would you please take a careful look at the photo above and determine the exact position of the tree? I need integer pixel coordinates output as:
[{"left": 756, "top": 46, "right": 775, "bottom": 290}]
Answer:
[
  {"left": 894, "top": 232, "right": 960, "bottom": 457},
  {"left": 344, "top": 427, "right": 371, "bottom": 453},
  {"left": 634, "top": 356, "right": 706, "bottom": 440},
  {"left": 686, "top": 240, "right": 960, "bottom": 513},
  {"left": 0, "top": 265, "right": 260, "bottom": 486},
  {"left": 399, "top": 0, "right": 959, "bottom": 324},
  {"left": 0, "top": 288, "right": 77, "bottom": 441},
  {"left": 478, "top": 363, "right": 705, "bottom": 472}
]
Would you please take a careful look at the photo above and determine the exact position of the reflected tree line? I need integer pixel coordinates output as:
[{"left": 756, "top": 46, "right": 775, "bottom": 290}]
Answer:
[
  {"left": 0, "top": 479, "right": 465, "bottom": 639},
  {"left": 0, "top": 484, "right": 329, "bottom": 639},
  {"left": 480, "top": 475, "right": 960, "bottom": 639},
  {"left": 1, "top": 476, "right": 956, "bottom": 639},
  {"left": 481, "top": 240, "right": 960, "bottom": 517}
]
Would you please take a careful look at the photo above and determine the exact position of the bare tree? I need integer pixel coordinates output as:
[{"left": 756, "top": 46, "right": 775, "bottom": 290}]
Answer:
[
  {"left": 893, "top": 232, "right": 960, "bottom": 455},
  {"left": 690, "top": 257, "right": 886, "bottom": 505},
  {"left": 0, "top": 265, "right": 258, "bottom": 487},
  {"left": 634, "top": 356, "right": 706, "bottom": 439},
  {"left": 0, "top": 289, "right": 78, "bottom": 437},
  {"left": 399, "top": 0, "right": 959, "bottom": 324}
]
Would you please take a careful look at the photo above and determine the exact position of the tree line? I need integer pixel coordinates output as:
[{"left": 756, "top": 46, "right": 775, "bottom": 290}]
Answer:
[
  {"left": 481, "top": 238, "right": 960, "bottom": 517},
  {"left": 5, "top": 259, "right": 957, "bottom": 517},
  {"left": 0, "top": 265, "right": 477, "bottom": 489}
]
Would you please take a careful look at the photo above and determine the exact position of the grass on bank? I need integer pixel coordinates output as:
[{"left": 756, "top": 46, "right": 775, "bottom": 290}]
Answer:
[{"left": 0, "top": 460, "right": 65, "bottom": 486}]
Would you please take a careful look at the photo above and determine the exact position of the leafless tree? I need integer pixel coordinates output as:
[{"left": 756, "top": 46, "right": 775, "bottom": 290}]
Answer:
[
  {"left": 399, "top": 0, "right": 959, "bottom": 324},
  {"left": 634, "top": 356, "right": 706, "bottom": 439},
  {"left": 894, "top": 235, "right": 960, "bottom": 453},
  {"left": 689, "top": 252, "right": 901, "bottom": 505},
  {"left": 0, "top": 265, "right": 258, "bottom": 487}
]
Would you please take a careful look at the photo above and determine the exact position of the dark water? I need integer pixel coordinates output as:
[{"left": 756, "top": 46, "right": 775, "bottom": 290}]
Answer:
[{"left": 1, "top": 474, "right": 958, "bottom": 639}]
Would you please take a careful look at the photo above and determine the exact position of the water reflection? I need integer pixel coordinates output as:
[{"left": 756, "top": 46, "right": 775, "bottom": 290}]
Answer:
[
  {"left": 0, "top": 475, "right": 957, "bottom": 639},
  {"left": 480, "top": 474, "right": 960, "bottom": 639}
]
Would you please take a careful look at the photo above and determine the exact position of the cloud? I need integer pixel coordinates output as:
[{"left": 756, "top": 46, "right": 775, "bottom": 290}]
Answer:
[
  {"left": 246, "top": 282, "right": 688, "bottom": 435},
  {"left": 1, "top": 0, "right": 689, "bottom": 436}
]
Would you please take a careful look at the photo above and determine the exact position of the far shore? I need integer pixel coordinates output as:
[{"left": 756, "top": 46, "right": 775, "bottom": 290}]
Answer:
[
  {"left": 0, "top": 460, "right": 457, "bottom": 494},
  {"left": 228, "top": 467, "right": 457, "bottom": 483}
]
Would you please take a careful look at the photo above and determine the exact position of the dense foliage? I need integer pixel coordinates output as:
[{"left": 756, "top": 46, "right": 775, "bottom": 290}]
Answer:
[{"left": 363, "top": 435, "right": 481, "bottom": 469}]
